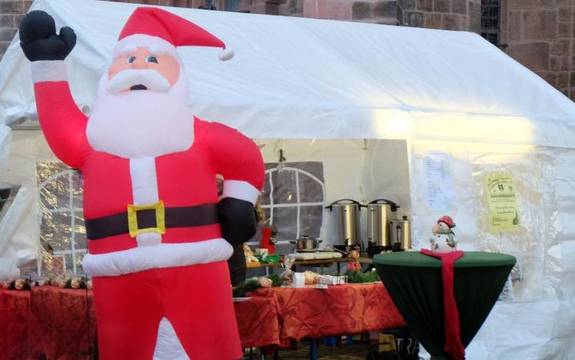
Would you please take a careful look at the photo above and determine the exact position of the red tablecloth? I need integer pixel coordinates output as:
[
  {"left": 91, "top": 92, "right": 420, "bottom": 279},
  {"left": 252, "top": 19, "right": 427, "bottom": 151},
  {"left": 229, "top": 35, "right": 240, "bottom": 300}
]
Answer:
[
  {"left": 30, "top": 287, "right": 96, "bottom": 360},
  {"left": 255, "top": 282, "right": 406, "bottom": 345},
  {"left": 0, "top": 290, "right": 43, "bottom": 360},
  {"left": 234, "top": 296, "right": 281, "bottom": 348},
  {"left": 0, "top": 286, "right": 281, "bottom": 359},
  {"left": 0, "top": 282, "right": 404, "bottom": 358}
]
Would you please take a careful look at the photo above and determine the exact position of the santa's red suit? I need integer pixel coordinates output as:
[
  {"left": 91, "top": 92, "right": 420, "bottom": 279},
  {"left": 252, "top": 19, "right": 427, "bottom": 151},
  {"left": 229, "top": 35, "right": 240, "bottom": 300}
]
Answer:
[{"left": 25, "top": 7, "right": 264, "bottom": 360}]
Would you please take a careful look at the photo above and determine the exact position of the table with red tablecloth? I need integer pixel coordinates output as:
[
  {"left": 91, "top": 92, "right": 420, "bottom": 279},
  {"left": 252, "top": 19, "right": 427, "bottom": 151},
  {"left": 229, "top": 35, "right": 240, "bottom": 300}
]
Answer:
[
  {"left": 0, "top": 286, "right": 282, "bottom": 359},
  {"left": 255, "top": 282, "right": 406, "bottom": 346},
  {"left": 0, "top": 282, "right": 404, "bottom": 359}
]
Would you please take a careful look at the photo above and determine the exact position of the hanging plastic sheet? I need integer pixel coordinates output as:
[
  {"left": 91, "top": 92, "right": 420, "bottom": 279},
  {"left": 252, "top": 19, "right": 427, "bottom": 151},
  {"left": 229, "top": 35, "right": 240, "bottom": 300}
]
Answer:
[{"left": 409, "top": 140, "right": 575, "bottom": 359}]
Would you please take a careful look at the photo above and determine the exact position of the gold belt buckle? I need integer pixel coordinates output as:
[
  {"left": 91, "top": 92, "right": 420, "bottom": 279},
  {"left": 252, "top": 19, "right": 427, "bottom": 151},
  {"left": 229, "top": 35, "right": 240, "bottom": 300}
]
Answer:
[{"left": 127, "top": 201, "right": 166, "bottom": 238}]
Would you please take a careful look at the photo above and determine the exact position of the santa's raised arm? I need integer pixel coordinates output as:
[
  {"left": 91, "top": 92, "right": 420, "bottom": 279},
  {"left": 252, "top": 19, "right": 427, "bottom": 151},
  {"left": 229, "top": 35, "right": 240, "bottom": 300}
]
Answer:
[
  {"left": 20, "top": 7, "right": 263, "bottom": 360},
  {"left": 20, "top": 12, "right": 89, "bottom": 168}
]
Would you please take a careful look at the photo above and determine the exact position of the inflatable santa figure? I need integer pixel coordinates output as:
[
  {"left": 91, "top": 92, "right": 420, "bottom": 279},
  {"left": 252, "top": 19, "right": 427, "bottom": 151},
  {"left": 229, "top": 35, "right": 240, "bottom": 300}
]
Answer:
[{"left": 19, "top": 7, "right": 264, "bottom": 360}]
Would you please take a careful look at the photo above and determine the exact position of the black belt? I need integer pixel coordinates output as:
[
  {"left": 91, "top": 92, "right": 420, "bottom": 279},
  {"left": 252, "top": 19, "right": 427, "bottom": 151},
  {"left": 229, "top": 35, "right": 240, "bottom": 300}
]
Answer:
[{"left": 85, "top": 203, "right": 218, "bottom": 240}]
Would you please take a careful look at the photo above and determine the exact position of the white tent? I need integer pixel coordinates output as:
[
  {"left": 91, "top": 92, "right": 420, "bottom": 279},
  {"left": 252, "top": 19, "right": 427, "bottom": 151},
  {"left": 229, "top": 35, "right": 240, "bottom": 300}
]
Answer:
[{"left": 1, "top": 0, "right": 575, "bottom": 358}]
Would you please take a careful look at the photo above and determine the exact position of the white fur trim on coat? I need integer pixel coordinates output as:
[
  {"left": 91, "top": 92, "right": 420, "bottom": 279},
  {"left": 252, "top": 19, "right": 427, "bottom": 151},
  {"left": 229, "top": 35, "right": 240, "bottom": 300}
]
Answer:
[
  {"left": 129, "top": 157, "right": 162, "bottom": 247},
  {"left": 82, "top": 238, "right": 233, "bottom": 277},
  {"left": 31, "top": 60, "right": 67, "bottom": 83},
  {"left": 222, "top": 180, "right": 260, "bottom": 205}
]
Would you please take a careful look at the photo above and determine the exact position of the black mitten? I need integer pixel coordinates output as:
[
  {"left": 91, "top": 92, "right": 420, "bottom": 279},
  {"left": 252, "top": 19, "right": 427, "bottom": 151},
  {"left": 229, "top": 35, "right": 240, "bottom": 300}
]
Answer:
[
  {"left": 19, "top": 10, "right": 76, "bottom": 61},
  {"left": 217, "top": 198, "right": 257, "bottom": 246}
]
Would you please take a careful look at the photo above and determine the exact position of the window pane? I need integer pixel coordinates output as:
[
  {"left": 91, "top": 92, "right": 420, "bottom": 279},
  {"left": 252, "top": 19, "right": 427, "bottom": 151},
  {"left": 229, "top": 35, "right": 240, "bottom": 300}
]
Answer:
[
  {"left": 72, "top": 172, "right": 83, "bottom": 209},
  {"left": 261, "top": 175, "right": 271, "bottom": 205},
  {"left": 73, "top": 215, "right": 87, "bottom": 250},
  {"left": 37, "top": 162, "right": 72, "bottom": 210},
  {"left": 272, "top": 207, "right": 297, "bottom": 240},
  {"left": 41, "top": 254, "right": 65, "bottom": 278},
  {"left": 41, "top": 211, "right": 73, "bottom": 252},
  {"left": 64, "top": 254, "right": 74, "bottom": 274},
  {"left": 299, "top": 174, "right": 323, "bottom": 203},
  {"left": 272, "top": 170, "right": 297, "bottom": 204},
  {"left": 300, "top": 206, "right": 323, "bottom": 238},
  {"left": 39, "top": 178, "right": 70, "bottom": 210},
  {"left": 480, "top": 0, "right": 500, "bottom": 46},
  {"left": 74, "top": 253, "right": 86, "bottom": 275}
]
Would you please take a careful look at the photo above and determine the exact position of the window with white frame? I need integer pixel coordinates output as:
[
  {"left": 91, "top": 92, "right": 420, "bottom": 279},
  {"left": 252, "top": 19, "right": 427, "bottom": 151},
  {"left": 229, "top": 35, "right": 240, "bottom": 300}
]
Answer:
[
  {"left": 258, "top": 162, "right": 325, "bottom": 250},
  {"left": 37, "top": 161, "right": 86, "bottom": 276}
]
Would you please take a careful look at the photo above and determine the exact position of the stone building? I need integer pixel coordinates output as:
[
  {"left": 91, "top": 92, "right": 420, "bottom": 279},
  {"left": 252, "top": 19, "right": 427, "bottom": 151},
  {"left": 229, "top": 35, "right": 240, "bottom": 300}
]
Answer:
[{"left": 1, "top": 0, "right": 574, "bottom": 98}]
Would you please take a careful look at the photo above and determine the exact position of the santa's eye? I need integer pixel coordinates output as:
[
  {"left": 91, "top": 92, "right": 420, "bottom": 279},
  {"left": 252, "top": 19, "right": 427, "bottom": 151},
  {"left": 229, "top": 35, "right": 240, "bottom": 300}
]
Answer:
[
  {"left": 146, "top": 55, "right": 158, "bottom": 64},
  {"left": 127, "top": 56, "right": 136, "bottom": 64}
]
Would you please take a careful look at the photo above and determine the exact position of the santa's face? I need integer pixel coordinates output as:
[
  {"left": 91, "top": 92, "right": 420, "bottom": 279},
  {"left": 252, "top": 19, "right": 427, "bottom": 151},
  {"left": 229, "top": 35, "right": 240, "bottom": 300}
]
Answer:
[
  {"left": 107, "top": 47, "right": 180, "bottom": 91},
  {"left": 86, "top": 46, "right": 195, "bottom": 159}
]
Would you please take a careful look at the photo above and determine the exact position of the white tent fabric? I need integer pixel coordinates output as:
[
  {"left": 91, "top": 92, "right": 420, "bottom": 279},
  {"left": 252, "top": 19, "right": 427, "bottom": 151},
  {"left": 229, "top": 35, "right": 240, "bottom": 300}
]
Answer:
[
  {"left": 2, "top": 0, "right": 575, "bottom": 147},
  {"left": 0, "top": 0, "right": 575, "bottom": 359}
]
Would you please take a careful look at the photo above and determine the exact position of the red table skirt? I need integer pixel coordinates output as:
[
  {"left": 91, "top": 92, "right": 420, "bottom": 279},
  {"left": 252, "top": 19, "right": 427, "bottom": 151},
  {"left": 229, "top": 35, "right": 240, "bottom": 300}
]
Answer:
[
  {"left": 0, "top": 290, "right": 43, "bottom": 360},
  {"left": 0, "top": 283, "right": 404, "bottom": 359},
  {"left": 256, "top": 282, "right": 406, "bottom": 345}
]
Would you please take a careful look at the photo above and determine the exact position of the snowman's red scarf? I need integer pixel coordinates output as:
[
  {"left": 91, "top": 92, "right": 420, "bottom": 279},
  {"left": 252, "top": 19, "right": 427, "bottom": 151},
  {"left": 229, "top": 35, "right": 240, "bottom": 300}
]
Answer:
[{"left": 420, "top": 249, "right": 465, "bottom": 360}]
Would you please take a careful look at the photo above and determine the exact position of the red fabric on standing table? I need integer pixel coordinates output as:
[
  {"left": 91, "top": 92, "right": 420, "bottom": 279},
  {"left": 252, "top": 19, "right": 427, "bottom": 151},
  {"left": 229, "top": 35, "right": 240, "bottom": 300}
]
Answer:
[{"left": 420, "top": 249, "right": 465, "bottom": 360}]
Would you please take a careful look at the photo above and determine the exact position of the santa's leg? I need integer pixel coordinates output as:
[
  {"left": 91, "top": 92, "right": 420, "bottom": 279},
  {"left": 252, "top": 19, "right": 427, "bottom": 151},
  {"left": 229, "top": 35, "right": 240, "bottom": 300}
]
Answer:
[
  {"left": 160, "top": 262, "right": 243, "bottom": 360},
  {"left": 92, "top": 271, "right": 164, "bottom": 360}
]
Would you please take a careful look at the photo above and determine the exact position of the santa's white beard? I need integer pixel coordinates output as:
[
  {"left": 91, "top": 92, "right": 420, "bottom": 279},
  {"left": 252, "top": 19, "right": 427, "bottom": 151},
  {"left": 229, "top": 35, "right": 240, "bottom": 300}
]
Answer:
[{"left": 86, "top": 72, "right": 195, "bottom": 159}]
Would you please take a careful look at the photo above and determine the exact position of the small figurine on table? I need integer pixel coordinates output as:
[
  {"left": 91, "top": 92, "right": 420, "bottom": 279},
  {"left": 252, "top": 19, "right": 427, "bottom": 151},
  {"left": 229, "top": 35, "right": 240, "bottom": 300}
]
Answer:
[
  {"left": 347, "top": 249, "right": 362, "bottom": 272},
  {"left": 429, "top": 215, "right": 457, "bottom": 253}
]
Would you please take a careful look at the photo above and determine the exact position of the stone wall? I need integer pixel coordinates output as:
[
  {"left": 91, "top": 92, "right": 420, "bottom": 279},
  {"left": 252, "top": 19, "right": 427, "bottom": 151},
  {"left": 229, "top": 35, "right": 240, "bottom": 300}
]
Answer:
[
  {"left": 397, "top": 0, "right": 480, "bottom": 31},
  {"left": 501, "top": 0, "right": 575, "bottom": 97},
  {"left": 302, "top": 0, "right": 398, "bottom": 24},
  {"left": 0, "top": 1, "right": 32, "bottom": 56}
]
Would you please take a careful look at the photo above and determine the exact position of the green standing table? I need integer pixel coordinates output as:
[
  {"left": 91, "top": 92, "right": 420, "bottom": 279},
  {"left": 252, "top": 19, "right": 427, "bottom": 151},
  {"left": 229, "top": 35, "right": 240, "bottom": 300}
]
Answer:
[{"left": 374, "top": 251, "right": 516, "bottom": 359}]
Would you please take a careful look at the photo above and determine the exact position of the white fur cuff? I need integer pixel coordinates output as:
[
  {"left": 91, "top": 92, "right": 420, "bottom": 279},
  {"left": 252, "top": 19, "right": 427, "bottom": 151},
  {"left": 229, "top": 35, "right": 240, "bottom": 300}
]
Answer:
[
  {"left": 82, "top": 238, "right": 233, "bottom": 277},
  {"left": 222, "top": 180, "right": 260, "bottom": 205},
  {"left": 31, "top": 60, "right": 67, "bottom": 83}
]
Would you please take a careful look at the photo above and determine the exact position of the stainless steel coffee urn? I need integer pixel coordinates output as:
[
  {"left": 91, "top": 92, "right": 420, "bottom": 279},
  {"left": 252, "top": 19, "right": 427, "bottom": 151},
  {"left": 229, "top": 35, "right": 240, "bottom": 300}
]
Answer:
[
  {"left": 389, "top": 215, "right": 411, "bottom": 251},
  {"left": 366, "top": 199, "right": 399, "bottom": 249},
  {"left": 326, "top": 199, "right": 362, "bottom": 246}
]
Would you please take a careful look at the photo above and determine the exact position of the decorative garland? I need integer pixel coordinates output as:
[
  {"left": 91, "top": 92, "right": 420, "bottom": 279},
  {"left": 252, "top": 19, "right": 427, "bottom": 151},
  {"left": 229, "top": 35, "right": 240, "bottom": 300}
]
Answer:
[
  {"left": 0, "top": 277, "right": 92, "bottom": 291},
  {"left": 233, "top": 275, "right": 282, "bottom": 297},
  {"left": 345, "top": 270, "right": 381, "bottom": 283}
]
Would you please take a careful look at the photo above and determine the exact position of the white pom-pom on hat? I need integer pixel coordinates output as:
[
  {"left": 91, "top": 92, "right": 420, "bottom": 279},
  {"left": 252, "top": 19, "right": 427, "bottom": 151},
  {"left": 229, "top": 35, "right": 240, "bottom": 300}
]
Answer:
[{"left": 219, "top": 48, "right": 235, "bottom": 61}]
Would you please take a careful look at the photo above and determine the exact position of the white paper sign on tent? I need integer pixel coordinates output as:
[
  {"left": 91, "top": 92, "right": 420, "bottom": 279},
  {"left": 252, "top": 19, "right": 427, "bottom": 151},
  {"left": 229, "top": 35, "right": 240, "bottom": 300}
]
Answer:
[{"left": 423, "top": 152, "right": 454, "bottom": 213}]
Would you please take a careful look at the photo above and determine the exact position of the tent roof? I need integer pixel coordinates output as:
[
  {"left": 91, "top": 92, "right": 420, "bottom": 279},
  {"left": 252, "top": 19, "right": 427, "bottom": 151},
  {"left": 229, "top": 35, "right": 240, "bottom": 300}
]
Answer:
[{"left": 1, "top": 0, "right": 575, "bottom": 147}]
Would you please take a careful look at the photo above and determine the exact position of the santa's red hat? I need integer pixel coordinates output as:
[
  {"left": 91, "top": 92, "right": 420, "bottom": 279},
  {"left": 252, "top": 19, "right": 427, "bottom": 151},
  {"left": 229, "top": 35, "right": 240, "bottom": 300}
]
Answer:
[
  {"left": 114, "top": 7, "right": 234, "bottom": 61},
  {"left": 437, "top": 215, "right": 455, "bottom": 228}
]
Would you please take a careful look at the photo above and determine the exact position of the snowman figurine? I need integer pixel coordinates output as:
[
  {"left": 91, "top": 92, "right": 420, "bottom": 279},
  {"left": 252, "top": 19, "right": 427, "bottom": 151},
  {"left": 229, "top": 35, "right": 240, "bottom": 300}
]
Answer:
[{"left": 429, "top": 215, "right": 457, "bottom": 252}]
